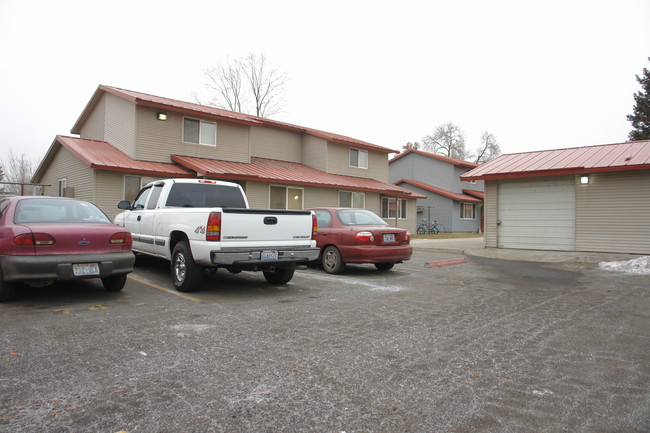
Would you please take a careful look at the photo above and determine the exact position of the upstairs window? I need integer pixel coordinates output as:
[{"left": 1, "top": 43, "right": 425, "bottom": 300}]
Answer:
[
  {"left": 349, "top": 148, "right": 368, "bottom": 169},
  {"left": 183, "top": 118, "right": 217, "bottom": 146}
]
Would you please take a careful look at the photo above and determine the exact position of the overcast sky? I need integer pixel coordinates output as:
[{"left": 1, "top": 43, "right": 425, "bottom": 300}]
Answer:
[{"left": 1, "top": 0, "right": 649, "bottom": 164}]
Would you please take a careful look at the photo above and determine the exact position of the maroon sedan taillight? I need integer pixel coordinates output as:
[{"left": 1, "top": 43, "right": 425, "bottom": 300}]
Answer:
[
  {"left": 110, "top": 232, "right": 133, "bottom": 244},
  {"left": 355, "top": 231, "right": 374, "bottom": 242},
  {"left": 13, "top": 233, "right": 56, "bottom": 246}
]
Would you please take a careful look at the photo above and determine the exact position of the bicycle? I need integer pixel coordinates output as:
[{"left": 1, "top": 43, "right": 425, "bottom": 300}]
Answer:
[{"left": 416, "top": 219, "right": 441, "bottom": 234}]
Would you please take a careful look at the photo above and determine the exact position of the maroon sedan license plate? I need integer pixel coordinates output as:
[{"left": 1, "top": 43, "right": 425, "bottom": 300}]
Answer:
[
  {"left": 73, "top": 263, "right": 100, "bottom": 276},
  {"left": 383, "top": 233, "right": 396, "bottom": 242}
]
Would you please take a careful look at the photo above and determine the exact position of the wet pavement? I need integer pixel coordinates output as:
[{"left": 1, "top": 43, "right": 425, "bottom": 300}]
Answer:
[{"left": 0, "top": 243, "right": 648, "bottom": 432}]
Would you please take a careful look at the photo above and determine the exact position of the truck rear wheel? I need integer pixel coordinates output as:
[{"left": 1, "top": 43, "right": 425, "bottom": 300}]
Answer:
[
  {"left": 172, "top": 241, "right": 202, "bottom": 292},
  {"left": 263, "top": 267, "right": 295, "bottom": 284}
]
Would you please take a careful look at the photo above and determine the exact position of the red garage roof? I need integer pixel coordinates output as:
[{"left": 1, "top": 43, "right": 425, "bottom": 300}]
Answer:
[
  {"left": 462, "top": 140, "right": 650, "bottom": 181},
  {"left": 172, "top": 155, "right": 425, "bottom": 198},
  {"left": 33, "top": 136, "right": 194, "bottom": 180},
  {"left": 395, "top": 179, "right": 482, "bottom": 203}
]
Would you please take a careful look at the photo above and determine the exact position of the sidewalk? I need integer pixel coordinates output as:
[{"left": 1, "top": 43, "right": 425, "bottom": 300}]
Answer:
[{"left": 410, "top": 237, "right": 642, "bottom": 263}]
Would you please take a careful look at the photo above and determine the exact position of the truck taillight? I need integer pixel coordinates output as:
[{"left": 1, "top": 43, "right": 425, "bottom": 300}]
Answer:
[
  {"left": 312, "top": 214, "right": 318, "bottom": 239},
  {"left": 207, "top": 212, "right": 221, "bottom": 241}
]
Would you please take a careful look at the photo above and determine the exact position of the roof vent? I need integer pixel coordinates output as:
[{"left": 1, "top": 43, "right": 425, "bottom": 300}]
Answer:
[{"left": 624, "top": 155, "right": 632, "bottom": 161}]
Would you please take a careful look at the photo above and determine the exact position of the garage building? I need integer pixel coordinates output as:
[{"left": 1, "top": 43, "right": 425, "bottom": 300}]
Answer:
[{"left": 461, "top": 140, "right": 650, "bottom": 254}]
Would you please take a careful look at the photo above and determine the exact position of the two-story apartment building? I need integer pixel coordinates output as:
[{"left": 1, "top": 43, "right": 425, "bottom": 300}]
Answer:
[
  {"left": 32, "top": 85, "right": 423, "bottom": 225},
  {"left": 389, "top": 149, "right": 484, "bottom": 233}
]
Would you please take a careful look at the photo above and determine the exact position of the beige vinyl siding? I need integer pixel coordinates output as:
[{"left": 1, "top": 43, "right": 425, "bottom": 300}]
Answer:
[
  {"left": 78, "top": 93, "right": 106, "bottom": 141},
  {"left": 38, "top": 146, "right": 95, "bottom": 202},
  {"left": 576, "top": 171, "right": 650, "bottom": 254},
  {"left": 250, "top": 126, "right": 301, "bottom": 162},
  {"left": 241, "top": 181, "right": 269, "bottom": 208},
  {"left": 135, "top": 106, "right": 250, "bottom": 163},
  {"left": 302, "top": 135, "right": 328, "bottom": 171},
  {"left": 484, "top": 181, "right": 497, "bottom": 247},
  {"left": 105, "top": 93, "right": 137, "bottom": 157},
  {"left": 304, "top": 187, "right": 336, "bottom": 208},
  {"left": 94, "top": 171, "right": 129, "bottom": 221},
  {"left": 327, "top": 143, "right": 389, "bottom": 182}
]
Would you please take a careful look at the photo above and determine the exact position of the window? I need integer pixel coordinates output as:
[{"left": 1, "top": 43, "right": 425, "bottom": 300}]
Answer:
[
  {"left": 132, "top": 186, "right": 152, "bottom": 210},
  {"left": 183, "top": 118, "right": 217, "bottom": 146},
  {"left": 460, "top": 203, "right": 476, "bottom": 219},
  {"left": 381, "top": 197, "right": 407, "bottom": 219},
  {"left": 349, "top": 148, "right": 368, "bottom": 168},
  {"left": 339, "top": 191, "right": 365, "bottom": 208},
  {"left": 57, "top": 179, "right": 66, "bottom": 197},
  {"left": 124, "top": 176, "right": 141, "bottom": 202},
  {"left": 270, "top": 186, "right": 303, "bottom": 210}
]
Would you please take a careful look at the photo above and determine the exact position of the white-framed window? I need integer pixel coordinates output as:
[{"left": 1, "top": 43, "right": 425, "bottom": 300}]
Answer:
[
  {"left": 270, "top": 185, "right": 304, "bottom": 210},
  {"left": 460, "top": 203, "right": 476, "bottom": 219},
  {"left": 183, "top": 118, "right": 217, "bottom": 146},
  {"left": 381, "top": 197, "right": 407, "bottom": 219},
  {"left": 339, "top": 191, "right": 365, "bottom": 208},
  {"left": 349, "top": 148, "right": 368, "bottom": 169},
  {"left": 57, "top": 178, "right": 66, "bottom": 197}
]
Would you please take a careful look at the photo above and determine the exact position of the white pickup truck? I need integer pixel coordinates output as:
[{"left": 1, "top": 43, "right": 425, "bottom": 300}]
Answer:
[{"left": 115, "top": 179, "right": 319, "bottom": 292}]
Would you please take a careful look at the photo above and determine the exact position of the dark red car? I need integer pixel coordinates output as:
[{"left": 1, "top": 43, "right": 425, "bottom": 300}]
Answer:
[
  {"left": 308, "top": 207, "right": 412, "bottom": 274},
  {"left": 0, "top": 196, "right": 135, "bottom": 301}
]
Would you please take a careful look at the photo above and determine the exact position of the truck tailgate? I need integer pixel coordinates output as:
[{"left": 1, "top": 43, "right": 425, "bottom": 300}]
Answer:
[{"left": 220, "top": 209, "right": 314, "bottom": 245}]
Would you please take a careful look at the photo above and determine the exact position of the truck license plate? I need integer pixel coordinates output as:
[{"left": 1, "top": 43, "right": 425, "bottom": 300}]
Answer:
[
  {"left": 383, "top": 233, "right": 395, "bottom": 242},
  {"left": 260, "top": 250, "right": 278, "bottom": 261},
  {"left": 73, "top": 263, "right": 100, "bottom": 276}
]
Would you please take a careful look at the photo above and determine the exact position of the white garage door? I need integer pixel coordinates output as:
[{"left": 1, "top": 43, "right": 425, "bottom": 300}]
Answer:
[{"left": 497, "top": 179, "right": 575, "bottom": 251}]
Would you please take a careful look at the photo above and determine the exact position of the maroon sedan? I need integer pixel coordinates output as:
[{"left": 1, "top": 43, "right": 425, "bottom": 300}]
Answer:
[
  {"left": 308, "top": 207, "right": 412, "bottom": 274},
  {"left": 0, "top": 196, "right": 135, "bottom": 301}
]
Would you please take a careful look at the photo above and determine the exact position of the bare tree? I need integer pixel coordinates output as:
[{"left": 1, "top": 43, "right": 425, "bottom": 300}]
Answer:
[
  {"left": 2, "top": 150, "right": 38, "bottom": 195},
  {"left": 402, "top": 142, "right": 420, "bottom": 151},
  {"left": 201, "top": 53, "right": 288, "bottom": 118},
  {"left": 422, "top": 122, "right": 468, "bottom": 159},
  {"left": 203, "top": 57, "right": 245, "bottom": 113},
  {"left": 473, "top": 132, "right": 501, "bottom": 164}
]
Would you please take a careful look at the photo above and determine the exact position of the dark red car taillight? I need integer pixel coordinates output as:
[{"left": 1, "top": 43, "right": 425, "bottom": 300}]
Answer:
[
  {"left": 13, "top": 233, "right": 56, "bottom": 246},
  {"left": 355, "top": 231, "right": 374, "bottom": 242},
  {"left": 207, "top": 212, "right": 221, "bottom": 241},
  {"left": 110, "top": 232, "right": 133, "bottom": 244}
]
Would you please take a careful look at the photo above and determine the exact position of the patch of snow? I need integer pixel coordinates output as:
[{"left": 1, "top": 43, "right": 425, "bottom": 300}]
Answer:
[{"left": 598, "top": 256, "right": 650, "bottom": 275}]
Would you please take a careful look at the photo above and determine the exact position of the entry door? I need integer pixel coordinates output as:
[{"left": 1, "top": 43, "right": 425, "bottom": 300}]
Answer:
[{"left": 497, "top": 179, "right": 575, "bottom": 251}]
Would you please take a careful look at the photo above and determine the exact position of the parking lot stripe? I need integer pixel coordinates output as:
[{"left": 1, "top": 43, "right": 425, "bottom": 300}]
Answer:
[{"left": 128, "top": 275, "right": 202, "bottom": 302}]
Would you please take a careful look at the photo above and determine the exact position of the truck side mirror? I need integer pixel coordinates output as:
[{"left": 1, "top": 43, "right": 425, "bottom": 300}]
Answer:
[{"left": 117, "top": 200, "right": 132, "bottom": 210}]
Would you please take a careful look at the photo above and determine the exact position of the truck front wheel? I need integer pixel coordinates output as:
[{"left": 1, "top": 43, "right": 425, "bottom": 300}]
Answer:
[
  {"left": 263, "top": 267, "right": 295, "bottom": 284},
  {"left": 171, "top": 241, "right": 203, "bottom": 292}
]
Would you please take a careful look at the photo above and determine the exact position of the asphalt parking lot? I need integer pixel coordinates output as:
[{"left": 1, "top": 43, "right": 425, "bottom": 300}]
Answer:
[{"left": 1, "top": 245, "right": 649, "bottom": 433}]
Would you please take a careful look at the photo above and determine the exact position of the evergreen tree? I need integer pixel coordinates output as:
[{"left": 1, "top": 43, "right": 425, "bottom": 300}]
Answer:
[{"left": 627, "top": 57, "right": 650, "bottom": 141}]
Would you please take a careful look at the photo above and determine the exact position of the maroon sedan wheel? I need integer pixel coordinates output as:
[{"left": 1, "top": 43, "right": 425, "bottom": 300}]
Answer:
[{"left": 322, "top": 246, "right": 345, "bottom": 274}]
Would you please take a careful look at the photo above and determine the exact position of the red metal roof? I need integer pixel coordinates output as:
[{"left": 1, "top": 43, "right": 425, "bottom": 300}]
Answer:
[
  {"left": 462, "top": 189, "right": 485, "bottom": 200},
  {"left": 389, "top": 149, "right": 478, "bottom": 169},
  {"left": 72, "top": 85, "right": 396, "bottom": 154},
  {"left": 462, "top": 140, "right": 650, "bottom": 180},
  {"left": 172, "top": 155, "right": 425, "bottom": 198},
  {"left": 395, "top": 179, "right": 483, "bottom": 203},
  {"left": 44, "top": 136, "right": 193, "bottom": 178}
]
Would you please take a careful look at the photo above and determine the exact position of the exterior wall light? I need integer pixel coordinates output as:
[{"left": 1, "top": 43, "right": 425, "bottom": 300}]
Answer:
[
  {"left": 580, "top": 175, "right": 589, "bottom": 184},
  {"left": 157, "top": 112, "right": 168, "bottom": 121}
]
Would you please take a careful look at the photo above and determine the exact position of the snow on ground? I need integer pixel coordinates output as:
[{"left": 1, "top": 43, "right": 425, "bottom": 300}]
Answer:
[{"left": 598, "top": 256, "right": 650, "bottom": 275}]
